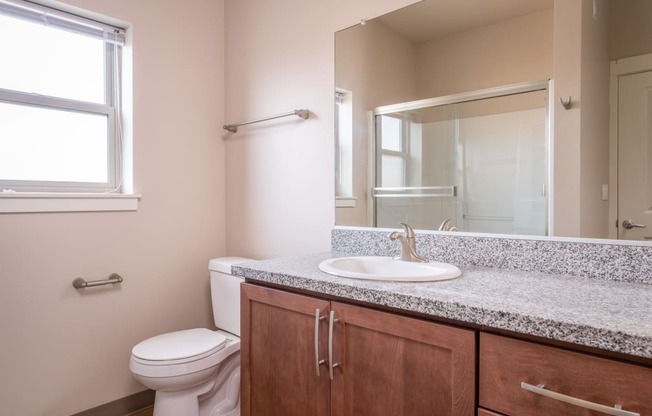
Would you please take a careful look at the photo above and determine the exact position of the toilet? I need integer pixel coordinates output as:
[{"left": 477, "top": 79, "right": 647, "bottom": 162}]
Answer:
[{"left": 129, "top": 257, "right": 252, "bottom": 416}]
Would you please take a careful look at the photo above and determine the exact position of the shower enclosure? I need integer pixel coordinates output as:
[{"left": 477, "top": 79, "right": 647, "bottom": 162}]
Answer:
[{"left": 372, "top": 81, "right": 549, "bottom": 236}]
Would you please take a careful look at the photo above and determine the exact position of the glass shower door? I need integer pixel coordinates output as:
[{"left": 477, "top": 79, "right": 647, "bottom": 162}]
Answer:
[
  {"left": 373, "top": 88, "right": 548, "bottom": 236},
  {"left": 374, "top": 104, "right": 459, "bottom": 230}
]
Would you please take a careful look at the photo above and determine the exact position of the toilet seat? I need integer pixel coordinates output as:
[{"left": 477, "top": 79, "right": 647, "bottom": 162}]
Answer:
[{"left": 130, "top": 329, "right": 228, "bottom": 376}]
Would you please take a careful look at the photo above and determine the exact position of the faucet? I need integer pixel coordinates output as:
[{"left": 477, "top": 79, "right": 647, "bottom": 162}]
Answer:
[
  {"left": 438, "top": 219, "right": 458, "bottom": 232},
  {"left": 388, "top": 223, "right": 428, "bottom": 262}
]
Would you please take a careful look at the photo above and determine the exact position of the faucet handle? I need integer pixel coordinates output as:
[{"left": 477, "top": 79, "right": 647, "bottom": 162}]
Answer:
[{"left": 399, "top": 222, "right": 416, "bottom": 238}]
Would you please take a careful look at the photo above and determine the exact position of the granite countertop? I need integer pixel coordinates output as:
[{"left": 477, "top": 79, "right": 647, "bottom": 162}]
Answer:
[{"left": 233, "top": 252, "right": 652, "bottom": 360}]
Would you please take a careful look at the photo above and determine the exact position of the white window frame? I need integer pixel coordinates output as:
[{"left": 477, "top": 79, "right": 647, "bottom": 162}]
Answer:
[{"left": 0, "top": 0, "right": 139, "bottom": 212}]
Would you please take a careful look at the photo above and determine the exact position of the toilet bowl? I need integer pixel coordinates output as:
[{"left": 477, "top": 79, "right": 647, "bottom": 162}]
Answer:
[{"left": 129, "top": 257, "right": 252, "bottom": 416}]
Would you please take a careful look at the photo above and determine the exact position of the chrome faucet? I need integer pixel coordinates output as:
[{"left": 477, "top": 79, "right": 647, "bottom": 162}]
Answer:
[{"left": 388, "top": 223, "right": 428, "bottom": 262}]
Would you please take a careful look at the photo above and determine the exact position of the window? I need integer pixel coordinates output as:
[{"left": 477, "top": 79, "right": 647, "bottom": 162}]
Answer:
[
  {"left": 335, "top": 89, "right": 353, "bottom": 197},
  {"left": 377, "top": 115, "right": 408, "bottom": 188},
  {"left": 0, "top": 0, "right": 126, "bottom": 193}
]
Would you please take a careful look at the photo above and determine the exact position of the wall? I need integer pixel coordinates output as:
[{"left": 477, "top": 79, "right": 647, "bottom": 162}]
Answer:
[
  {"left": 610, "top": 0, "right": 652, "bottom": 60},
  {"left": 552, "top": 0, "right": 611, "bottom": 239},
  {"left": 224, "top": 0, "right": 419, "bottom": 259},
  {"left": 417, "top": 8, "right": 553, "bottom": 97},
  {"left": 0, "top": 1, "right": 226, "bottom": 415},
  {"left": 580, "top": 0, "right": 610, "bottom": 238},
  {"left": 552, "top": 0, "right": 582, "bottom": 236}
]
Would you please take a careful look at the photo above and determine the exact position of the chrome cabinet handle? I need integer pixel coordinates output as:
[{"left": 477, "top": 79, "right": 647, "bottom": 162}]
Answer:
[
  {"left": 622, "top": 219, "right": 646, "bottom": 229},
  {"left": 328, "top": 311, "right": 340, "bottom": 380},
  {"left": 314, "top": 309, "right": 326, "bottom": 376},
  {"left": 521, "top": 382, "right": 639, "bottom": 416}
]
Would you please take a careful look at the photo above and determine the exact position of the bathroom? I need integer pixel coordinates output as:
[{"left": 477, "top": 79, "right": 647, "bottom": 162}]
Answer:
[{"left": 1, "top": 0, "right": 651, "bottom": 415}]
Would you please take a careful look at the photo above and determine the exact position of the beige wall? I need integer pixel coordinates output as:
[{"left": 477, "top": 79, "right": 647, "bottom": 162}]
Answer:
[
  {"left": 0, "top": 1, "right": 226, "bottom": 414},
  {"left": 417, "top": 8, "right": 553, "bottom": 97},
  {"left": 610, "top": 0, "right": 652, "bottom": 60},
  {"left": 224, "top": 0, "right": 418, "bottom": 259},
  {"left": 580, "top": 0, "right": 610, "bottom": 238},
  {"left": 552, "top": 0, "right": 582, "bottom": 236},
  {"left": 553, "top": 0, "right": 611, "bottom": 238}
]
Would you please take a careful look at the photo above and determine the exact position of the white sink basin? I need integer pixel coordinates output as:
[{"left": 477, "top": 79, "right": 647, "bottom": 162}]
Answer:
[{"left": 318, "top": 256, "right": 461, "bottom": 282}]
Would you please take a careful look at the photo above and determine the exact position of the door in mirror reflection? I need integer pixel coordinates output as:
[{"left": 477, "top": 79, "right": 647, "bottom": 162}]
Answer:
[
  {"left": 373, "top": 89, "right": 548, "bottom": 235},
  {"left": 618, "top": 70, "right": 652, "bottom": 241}
]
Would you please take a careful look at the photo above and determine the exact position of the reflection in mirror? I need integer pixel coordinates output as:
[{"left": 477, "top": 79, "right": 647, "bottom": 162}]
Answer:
[
  {"left": 334, "top": 0, "right": 652, "bottom": 242},
  {"left": 373, "top": 85, "right": 548, "bottom": 236}
]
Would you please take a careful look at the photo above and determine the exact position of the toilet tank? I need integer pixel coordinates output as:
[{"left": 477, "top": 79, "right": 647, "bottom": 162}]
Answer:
[{"left": 209, "top": 257, "right": 253, "bottom": 336}]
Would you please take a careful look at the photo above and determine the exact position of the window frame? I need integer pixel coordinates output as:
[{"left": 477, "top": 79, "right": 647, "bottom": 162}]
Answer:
[
  {"left": 0, "top": 1, "right": 124, "bottom": 194},
  {"left": 376, "top": 115, "right": 410, "bottom": 188}
]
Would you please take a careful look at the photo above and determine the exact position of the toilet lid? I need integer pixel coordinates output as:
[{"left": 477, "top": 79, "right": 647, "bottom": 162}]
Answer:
[{"left": 132, "top": 328, "right": 227, "bottom": 362}]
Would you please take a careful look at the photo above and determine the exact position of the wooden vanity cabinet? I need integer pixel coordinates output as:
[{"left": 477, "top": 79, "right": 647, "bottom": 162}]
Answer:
[
  {"left": 240, "top": 283, "right": 331, "bottom": 416},
  {"left": 241, "top": 283, "right": 476, "bottom": 416}
]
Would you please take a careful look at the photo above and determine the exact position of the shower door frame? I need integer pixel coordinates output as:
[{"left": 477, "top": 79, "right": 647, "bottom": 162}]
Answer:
[{"left": 369, "top": 79, "right": 552, "bottom": 234}]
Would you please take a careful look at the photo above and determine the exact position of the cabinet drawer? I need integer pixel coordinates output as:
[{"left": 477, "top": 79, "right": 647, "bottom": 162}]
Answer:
[{"left": 479, "top": 333, "right": 652, "bottom": 416}]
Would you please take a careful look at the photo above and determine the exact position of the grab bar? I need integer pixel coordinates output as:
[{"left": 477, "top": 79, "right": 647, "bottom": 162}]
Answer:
[
  {"left": 72, "top": 273, "right": 123, "bottom": 289},
  {"left": 223, "top": 109, "right": 310, "bottom": 133}
]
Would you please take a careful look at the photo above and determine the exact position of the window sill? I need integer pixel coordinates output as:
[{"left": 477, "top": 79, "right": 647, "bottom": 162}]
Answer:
[
  {"left": 335, "top": 196, "right": 358, "bottom": 208},
  {"left": 0, "top": 192, "right": 141, "bottom": 213}
]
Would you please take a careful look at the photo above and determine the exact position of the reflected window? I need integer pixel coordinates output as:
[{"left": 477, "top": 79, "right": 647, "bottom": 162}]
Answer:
[
  {"left": 335, "top": 90, "right": 353, "bottom": 197},
  {"left": 377, "top": 115, "right": 408, "bottom": 187}
]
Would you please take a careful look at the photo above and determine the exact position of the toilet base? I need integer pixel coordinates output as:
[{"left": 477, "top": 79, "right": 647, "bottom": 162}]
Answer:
[{"left": 152, "top": 354, "right": 240, "bottom": 416}]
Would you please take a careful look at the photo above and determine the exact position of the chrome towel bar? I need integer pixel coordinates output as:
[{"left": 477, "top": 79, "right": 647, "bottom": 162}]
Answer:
[
  {"left": 72, "top": 273, "right": 123, "bottom": 289},
  {"left": 223, "top": 109, "right": 310, "bottom": 133}
]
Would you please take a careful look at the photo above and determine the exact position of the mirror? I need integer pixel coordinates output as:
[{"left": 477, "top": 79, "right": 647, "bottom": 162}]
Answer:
[{"left": 334, "top": 0, "right": 652, "bottom": 241}]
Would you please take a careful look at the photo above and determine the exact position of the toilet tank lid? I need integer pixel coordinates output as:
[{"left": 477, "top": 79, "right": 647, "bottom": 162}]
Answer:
[{"left": 209, "top": 257, "right": 254, "bottom": 274}]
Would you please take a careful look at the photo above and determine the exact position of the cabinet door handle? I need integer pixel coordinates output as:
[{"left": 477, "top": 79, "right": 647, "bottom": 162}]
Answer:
[
  {"left": 521, "top": 382, "right": 639, "bottom": 416},
  {"left": 314, "top": 309, "right": 326, "bottom": 376},
  {"left": 328, "top": 310, "right": 340, "bottom": 380}
]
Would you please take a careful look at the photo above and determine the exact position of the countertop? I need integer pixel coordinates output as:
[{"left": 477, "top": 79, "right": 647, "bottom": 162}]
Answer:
[{"left": 233, "top": 252, "right": 652, "bottom": 360}]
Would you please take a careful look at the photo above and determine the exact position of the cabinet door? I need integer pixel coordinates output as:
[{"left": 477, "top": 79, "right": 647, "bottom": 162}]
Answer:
[
  {"left": 330, "top": 302, "right": 476, "bottom": 416},
  {"left": 241, "top": 284, "right": 331, "bottom": 416}
]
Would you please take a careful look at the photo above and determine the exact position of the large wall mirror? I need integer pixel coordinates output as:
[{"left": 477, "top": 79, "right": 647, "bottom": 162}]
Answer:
[{"left": 334, "top": 0, "right": 652, "bottom": 242}]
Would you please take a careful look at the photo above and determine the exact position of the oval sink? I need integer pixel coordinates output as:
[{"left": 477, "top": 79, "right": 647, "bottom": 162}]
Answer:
[{"left": 318, "top": 256, "right": 461, "bottom": 282}]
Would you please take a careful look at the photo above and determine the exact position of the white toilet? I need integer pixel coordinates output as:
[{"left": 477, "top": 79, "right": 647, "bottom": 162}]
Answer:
[{"left": 129, "top": 257, "right": 252, "bottom": 416}]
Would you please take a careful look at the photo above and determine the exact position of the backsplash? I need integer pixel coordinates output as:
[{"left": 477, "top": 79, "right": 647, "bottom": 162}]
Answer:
[{"left": 332, "top": 227, "right": 652, "bottom": 285}]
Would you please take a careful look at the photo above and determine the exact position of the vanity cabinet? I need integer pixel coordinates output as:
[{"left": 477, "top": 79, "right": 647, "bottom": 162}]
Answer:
[
  {"left": 479, "top": 333, "right": 652, "bottom": 416},
  {"left": 241, "top": 283, "right": 476, "bottom": 416}
]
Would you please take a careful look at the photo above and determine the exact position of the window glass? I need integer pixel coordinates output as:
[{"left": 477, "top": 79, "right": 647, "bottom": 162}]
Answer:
[
  {"left": 0, "top": 103, "right": 108, "bottom": 183},
  {"left": 380, "top": 116, "right": 402, "bottom": 151},
  {"left": 0, "top": 2, "right": 123, "bottom": 193},
  {"left": 0, "top": 14, "right": 105, "bottom": 104},
  {"left": 381, "top": 154, "right": 405, "bottom": 188}
]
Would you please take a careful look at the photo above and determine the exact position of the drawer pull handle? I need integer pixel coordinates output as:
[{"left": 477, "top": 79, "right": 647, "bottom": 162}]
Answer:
[
  {"left": 314, "top": 309, "right": 326, "bottom": 376},
  {"left": 328, "top": 311, "right": 340, "bottom": 380},
  {"left": 521, "top": 382, "right": 639, "bottom": 416}
]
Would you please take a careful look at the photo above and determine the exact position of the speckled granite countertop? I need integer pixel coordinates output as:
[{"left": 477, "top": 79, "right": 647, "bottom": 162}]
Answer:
[{"left": 233, "top": 252, "right": 652, "bottom": 360}]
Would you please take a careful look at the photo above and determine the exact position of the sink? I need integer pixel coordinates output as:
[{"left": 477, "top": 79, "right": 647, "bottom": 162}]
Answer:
[{"left": 318, "top": 256, "right": 461, "bottom": 282}]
